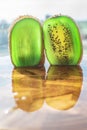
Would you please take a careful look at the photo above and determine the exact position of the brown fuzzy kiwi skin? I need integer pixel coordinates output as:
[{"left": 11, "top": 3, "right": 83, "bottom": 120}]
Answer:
[
  {"left": 8, "top": 15, "right": 45, "bottom": 68},
  {"left": 44, "top": 14, "right": 83, "bottom": 65}
]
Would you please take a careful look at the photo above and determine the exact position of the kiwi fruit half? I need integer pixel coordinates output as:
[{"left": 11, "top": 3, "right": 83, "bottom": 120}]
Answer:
[
  {"left": 43, "top": 15, "right": 83, "bottom": 65},
  {"left": 9, "top": 16, "right": 44, "bottom": 67}
]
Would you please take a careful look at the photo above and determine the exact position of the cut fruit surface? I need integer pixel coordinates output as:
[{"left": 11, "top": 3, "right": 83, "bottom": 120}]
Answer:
[
  {"left": 9, "top": 16, "right": 44, "bottom": 67},
  {"left": 43, "top": 15, "right": 83, "bottom": 65}
]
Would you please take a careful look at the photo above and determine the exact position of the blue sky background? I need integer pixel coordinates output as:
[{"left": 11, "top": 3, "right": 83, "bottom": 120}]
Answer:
[{"left": 0, "top": 0, "right": 87, "bottom": 21}]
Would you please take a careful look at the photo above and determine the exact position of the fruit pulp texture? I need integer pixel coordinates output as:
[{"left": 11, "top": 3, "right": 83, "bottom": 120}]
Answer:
[
  {"left": 43, "top": 16, "right": 82, "bottom": 65},
  {"left": 10, "top": 18, "right": 42, "bottom": 67}
]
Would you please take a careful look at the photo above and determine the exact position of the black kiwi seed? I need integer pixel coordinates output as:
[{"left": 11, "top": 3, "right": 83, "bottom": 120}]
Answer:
[{"left": 47, "top": 24, "right": 73, "bottom": 63}]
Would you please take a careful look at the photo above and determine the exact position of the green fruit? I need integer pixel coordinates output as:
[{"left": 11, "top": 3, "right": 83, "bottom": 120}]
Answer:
[
  {"left": 43, "top": 15, "right": 83, "bottom": 65},
  {"left": 9, "top": 16, "right": 44, "bottom": 67}
]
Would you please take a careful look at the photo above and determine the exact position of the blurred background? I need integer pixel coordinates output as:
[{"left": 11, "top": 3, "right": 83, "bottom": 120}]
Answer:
[{"left": 0, "top": 0, "right": 87, "bottom": 56}]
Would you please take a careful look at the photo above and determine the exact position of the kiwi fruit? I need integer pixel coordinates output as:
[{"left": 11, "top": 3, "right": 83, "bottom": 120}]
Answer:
[
  {"left": 43, "top": 15, "right": 83, "bottom": 65},
  {"left": 9, "top": 15, "right": 44, "bottom": 67}
]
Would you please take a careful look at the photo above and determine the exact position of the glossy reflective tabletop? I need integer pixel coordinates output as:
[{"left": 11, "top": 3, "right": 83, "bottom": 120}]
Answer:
[{"left": 0, "top": 52, "right": 87, "bottom": 130}]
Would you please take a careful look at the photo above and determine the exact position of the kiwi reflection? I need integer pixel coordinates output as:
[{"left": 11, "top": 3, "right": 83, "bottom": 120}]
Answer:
[
  {"left": 12, "top": 67, "right": 45, "bottom": 112},
  {"left": 12, "top": 66, "right": 83, "bottom": 112},
  {"left": 45, "top": 66, "right": 83, "bottom": 110}
]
